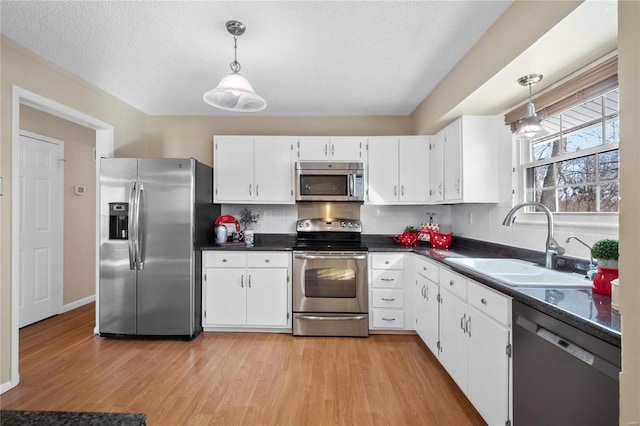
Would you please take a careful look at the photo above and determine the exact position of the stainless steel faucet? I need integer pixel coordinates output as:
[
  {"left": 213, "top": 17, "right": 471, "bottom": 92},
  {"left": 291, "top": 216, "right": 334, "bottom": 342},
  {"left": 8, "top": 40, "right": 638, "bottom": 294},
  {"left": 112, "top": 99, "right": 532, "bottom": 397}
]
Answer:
[
  {"left": 566, "top": 236, "right": 597, "bottom": 279},
  {"left": 502, "top": 202, "right": 565, "bottom": 269}
]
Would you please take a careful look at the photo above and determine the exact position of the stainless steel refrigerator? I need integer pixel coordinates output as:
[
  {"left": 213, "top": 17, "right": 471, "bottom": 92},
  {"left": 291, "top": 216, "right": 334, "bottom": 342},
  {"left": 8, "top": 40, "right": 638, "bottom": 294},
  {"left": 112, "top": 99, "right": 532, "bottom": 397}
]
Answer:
[{"left": 99, "top": 158, "right": 220, "bottom": 339}]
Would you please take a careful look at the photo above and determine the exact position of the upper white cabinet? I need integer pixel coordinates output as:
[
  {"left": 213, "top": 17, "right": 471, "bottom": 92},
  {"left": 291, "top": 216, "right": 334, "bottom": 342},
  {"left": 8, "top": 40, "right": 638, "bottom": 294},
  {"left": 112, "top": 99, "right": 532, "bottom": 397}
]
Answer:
[
  {"left": 433, "top": 116, "right": 501, "bottom": 204},
  {"left": 367, "top": 136, "right": 430, "bottom": 204},
  {"left": 297, "top": 137, "right": 365, "bottom": 162},
  {"left": 214, "top": 136, "right": 294, "bottom": 204}
]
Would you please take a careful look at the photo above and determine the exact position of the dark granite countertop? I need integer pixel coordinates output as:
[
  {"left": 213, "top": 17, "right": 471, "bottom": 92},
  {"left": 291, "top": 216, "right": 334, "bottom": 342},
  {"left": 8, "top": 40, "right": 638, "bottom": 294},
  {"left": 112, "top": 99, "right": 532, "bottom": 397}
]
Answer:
[
  {"left": 0, "top": 410, "right": 146, "bottom": 426},
  {"left": 202, "top": 233, "right": 621, "bottom": 347}
]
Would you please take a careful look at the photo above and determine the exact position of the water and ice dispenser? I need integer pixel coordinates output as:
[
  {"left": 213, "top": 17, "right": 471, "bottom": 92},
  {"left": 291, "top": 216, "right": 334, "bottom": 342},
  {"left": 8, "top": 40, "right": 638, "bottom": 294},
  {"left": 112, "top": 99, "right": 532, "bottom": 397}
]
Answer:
[{"left": 108, "top": 202, "right": 129, "bottom": 240}]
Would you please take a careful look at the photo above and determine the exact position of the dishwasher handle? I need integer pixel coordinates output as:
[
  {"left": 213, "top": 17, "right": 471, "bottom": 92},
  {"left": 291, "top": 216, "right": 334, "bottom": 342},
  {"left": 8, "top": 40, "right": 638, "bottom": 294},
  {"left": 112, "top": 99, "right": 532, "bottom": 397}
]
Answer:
[{"left": 515, "top": 313, "right": 620, "bottom": 381}]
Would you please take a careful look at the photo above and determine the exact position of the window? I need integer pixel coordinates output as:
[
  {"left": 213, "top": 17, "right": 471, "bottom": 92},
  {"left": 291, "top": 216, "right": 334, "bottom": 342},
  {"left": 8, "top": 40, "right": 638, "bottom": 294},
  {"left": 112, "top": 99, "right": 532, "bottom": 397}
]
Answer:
[{"left": 521, "top": 89, "right": 619, "bottom": 213}]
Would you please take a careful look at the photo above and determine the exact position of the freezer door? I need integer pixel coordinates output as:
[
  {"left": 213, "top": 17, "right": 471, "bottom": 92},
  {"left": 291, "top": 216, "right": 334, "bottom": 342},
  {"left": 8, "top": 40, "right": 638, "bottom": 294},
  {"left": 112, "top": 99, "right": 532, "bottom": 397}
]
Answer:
[
  {"left": 99, "top": 158, "right": 138, "bottom": 335},
  {"left": 136, "top": 158, "right": 195, "bottom": 336}
]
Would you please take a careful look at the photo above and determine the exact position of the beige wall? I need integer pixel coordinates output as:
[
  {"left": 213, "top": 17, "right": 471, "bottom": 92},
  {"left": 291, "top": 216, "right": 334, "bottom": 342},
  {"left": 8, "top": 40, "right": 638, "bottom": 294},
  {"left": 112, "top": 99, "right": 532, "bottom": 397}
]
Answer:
[
  {"left": 147, "top": 116, "right": 410, "bottom": 166},
  {"left": 19, "top": 106, "right": 97, "bottom": 305},
  {"left": 1, "top": 37, "right": 149, "bottom": 385},
  {"left": 618, "top": 1, "right": 640, "bottom": 422}
]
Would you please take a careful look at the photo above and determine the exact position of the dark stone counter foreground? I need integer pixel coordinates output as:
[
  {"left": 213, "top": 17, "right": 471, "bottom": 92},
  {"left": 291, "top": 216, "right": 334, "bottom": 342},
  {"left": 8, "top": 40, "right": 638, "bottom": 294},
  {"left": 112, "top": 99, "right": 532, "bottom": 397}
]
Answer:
[{"left": 0, "top": 410, "right": 146, "bottom": 426}]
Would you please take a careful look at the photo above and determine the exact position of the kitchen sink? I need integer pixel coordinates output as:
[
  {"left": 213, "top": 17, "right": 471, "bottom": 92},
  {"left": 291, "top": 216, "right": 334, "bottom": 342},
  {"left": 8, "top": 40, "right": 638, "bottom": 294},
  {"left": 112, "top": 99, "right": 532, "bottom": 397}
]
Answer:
[{"left": 445, "top": 257, "right": 591, "bottom": 288}]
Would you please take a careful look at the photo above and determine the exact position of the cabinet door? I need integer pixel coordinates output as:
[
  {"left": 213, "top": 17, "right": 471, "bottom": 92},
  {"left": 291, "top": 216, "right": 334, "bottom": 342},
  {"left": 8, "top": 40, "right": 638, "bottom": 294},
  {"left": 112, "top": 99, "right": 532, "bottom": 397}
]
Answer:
[
  {"left": 467, "top": 306, "right": 510, "bottom": 426},
  {"left": 429, "top": 132, "right": 444, "bottom": 202},
  {"left": 205, "top": 267, "right": 246, "bottom": 325},
  {"left": 254, "top": 137, "right": 294, "bottom": 203},
  {"left": 415, "top": 273, "right": 429, "bottom": 342},
  {"left": 398, "top": 136, "right": 429, "bottom": 202},
  {"left": 443, "top": 120, "right": 462, "bottom": 202},
  {"left": 439, "top": 288, "right": 468, "bottom": 391},
  {"left": 329, "top": 137, "right": 365, "bottom": 161},
  {"left": 298, "top": 137, "right": 330, "bottom": 161},
  {"left": 424, "top": 279, "right": 440, "bottom": 355},
  {"left": 214, "top": 136, "right": 255, "bottom": 202},
  {"left": 367, "top": 137, "right": 399, "bottom": 203},
  {"left": 246, "top": 268, "right": 289, "bottom": 326}
]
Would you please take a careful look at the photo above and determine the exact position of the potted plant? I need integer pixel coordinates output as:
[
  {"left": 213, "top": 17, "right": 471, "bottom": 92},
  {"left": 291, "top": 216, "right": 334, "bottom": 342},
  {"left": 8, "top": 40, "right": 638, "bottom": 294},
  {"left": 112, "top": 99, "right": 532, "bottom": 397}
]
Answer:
[
  {"left": 591, "top": 239, "right": 619, "bottom": 296},
  {"left": 238, "top": 208, "right": 259, "bottom": 230}
]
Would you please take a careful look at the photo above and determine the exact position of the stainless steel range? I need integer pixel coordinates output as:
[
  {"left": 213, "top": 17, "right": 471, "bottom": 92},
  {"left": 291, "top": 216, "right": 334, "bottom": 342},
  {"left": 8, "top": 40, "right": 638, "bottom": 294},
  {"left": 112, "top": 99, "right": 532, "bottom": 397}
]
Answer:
[{"left": 292, "top": 216, "right": 368, "bottom": 337}]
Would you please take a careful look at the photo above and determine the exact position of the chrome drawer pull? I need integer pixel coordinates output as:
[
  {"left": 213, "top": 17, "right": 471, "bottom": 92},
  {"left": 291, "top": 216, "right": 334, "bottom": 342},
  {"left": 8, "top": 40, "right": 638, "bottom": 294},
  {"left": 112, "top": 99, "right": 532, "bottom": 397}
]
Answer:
[
  {"left": 380, "top": 278, "right": 395, "bottom": 281},
  {"left": 381, "top": 297, "right": 396, "bottom": 302},
  {"left": 265, "top": 259, "right": 271, "bottom": 263},
  {"left": 382, "top": 317, "right": 396, "bottom": 322},
  {"left": 481, "top": 298, "right": 487, "bottom": 305}
]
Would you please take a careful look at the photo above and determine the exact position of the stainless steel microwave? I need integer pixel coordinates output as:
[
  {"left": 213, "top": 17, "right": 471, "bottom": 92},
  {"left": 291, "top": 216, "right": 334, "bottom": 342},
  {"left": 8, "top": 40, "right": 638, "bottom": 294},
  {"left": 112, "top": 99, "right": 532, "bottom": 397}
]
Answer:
[{"left": 295, "top": 162, "right": 365, "bottom": 202}]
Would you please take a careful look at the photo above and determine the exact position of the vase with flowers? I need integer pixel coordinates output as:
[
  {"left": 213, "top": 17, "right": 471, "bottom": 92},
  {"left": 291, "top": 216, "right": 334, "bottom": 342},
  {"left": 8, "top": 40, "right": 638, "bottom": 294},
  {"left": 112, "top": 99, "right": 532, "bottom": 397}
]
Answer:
[{"left": 591, "top": 239, "right": 618, "bottom": 296}]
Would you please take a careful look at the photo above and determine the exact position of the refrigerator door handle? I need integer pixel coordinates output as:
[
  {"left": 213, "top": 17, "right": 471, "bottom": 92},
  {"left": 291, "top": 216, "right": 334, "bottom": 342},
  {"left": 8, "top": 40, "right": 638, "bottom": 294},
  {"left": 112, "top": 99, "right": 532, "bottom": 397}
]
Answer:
[
  {"left": 128, "top": 182, "right": 137, "bottom": 270},
  {"left": 135, "top": 182, "right": 144, "bottom": 270}
]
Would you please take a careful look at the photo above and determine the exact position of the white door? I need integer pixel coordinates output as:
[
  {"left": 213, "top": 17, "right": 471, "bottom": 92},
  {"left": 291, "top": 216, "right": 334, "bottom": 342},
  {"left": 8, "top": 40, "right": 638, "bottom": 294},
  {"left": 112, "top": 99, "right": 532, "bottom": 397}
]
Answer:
[
  {"left": 297, "top": 137, "right": 330, "bottom": 161},
  {"left": 214, "top": 136, "right": 254, "bottom": 202},
  {"left": 439, "top": 288, "right": 468, "bottom": 391},
  {"left": 205, "top": 268, "right": 247, "bottom": 326},
  {"left": 254, "top": 137, "right": 294, "bottom": 203},
  {"left": 329, "top": 137, "right": 364, "bottom": 161},
  {"left": 398, "top": 136, "right": 429, "bottom": 202},
  {"left": 429, "top": 132, "right": 445, "bottom": 202},
  {"left": 246, "top": 268, "right": 288, "bottom": 326},
  {"left": 367, "top": 137, "right": 399, "bottom": 203},
  {"left": 443, "top": 120, "right": 462, "bottom": 202},
  {"left": 18, "top": 133, "right": 63, "bottom": 327}
]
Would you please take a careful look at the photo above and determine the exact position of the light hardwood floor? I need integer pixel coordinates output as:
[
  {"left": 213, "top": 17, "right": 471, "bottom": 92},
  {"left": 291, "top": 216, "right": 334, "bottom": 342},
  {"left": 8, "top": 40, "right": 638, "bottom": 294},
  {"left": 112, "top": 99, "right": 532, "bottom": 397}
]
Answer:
[{"left": 1, "top": 304, "right": 486, "bottom": 425}]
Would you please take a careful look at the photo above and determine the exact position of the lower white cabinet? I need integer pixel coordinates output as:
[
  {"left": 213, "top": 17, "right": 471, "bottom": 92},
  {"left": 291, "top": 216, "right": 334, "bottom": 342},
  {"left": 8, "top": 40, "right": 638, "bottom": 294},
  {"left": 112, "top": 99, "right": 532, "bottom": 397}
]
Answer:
[
  {"left": 413, "top": 255, "right": 440, "bottom": 355},
  {"left": 203, "top": 251, "right": 291, "bottom": 330},
  {"left": 369, "top": 253, "right": 410, "bottom": 330},
  {"left": 438, "top": 267, "right": 511, "bottom": 426}
]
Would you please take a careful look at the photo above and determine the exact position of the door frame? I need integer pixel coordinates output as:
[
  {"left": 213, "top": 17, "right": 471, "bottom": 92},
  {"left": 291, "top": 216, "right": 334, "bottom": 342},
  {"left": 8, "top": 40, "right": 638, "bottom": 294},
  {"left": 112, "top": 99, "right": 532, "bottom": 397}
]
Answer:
[
  {"left": 18, "top": 130, "right": 65, "bottom": 326},
  {"left": 8, "top": 85, "right": 114, "bottom": 392}
]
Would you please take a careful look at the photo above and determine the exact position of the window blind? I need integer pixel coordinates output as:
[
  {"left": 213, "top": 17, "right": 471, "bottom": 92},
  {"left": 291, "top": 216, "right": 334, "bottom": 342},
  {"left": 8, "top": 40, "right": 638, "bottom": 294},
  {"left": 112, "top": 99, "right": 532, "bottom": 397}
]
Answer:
[{"left": 505, "top": 56, "right": 618, "bottom": 130}]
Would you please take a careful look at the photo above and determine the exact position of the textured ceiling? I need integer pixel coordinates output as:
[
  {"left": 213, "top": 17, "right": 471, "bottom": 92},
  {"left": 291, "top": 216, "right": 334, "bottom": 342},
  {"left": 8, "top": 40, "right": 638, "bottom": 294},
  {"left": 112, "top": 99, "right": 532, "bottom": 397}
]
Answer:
[{"left": 0, "top": 1, "right": 513, "bottom": 116}]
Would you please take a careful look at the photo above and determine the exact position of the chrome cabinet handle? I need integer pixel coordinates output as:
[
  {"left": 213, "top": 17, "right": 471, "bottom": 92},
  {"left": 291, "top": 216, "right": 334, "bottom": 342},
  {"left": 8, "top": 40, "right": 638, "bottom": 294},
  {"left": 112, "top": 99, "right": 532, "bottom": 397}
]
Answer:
[
  {"left": 425, "top": 286, "right": 429, "bottom": 300},
  {"left": 460, "top": 314, "right": 466, "bottom": 331},
  {"left": 324, "top": 144, "right": 328, "bottom": 156},
  {"left": 481, "top": 298, "right": 487, "bottom": 305},
  {"left": 384, "top": 261, "right": 390, "bottom": 264},
  {"left": 265, "top": 259, "right": 270, "bottom": 263},
  {"left": 449, "top": 280, "right": 454, "bottom": 286},
  {"left": 466, "top": 316, "right": 471, "bottom": 336},
  {"left": 455, "top": 178, "right": 460, "bottom": 195},
  {"left": 438, "top": 183, "right": 443, "bottom": 196},
  {"left": 381, "top": 297, "right": 396, "bottom": 302},
  {"left": 241, "top": 275, "right": 244, "bottom": 288},
  {"left": 380, "top": 278, "right": 395, "bottom": 282},
  {"left": 249, "top": 184, "right": 252, "bottom": 196},
  {"left": 248, "top": 275, "right": 251, "bottom": 288},
  {"left": 222, "top": 259, "right": 227, "bottom": 263},
  {"left": 382, "top": 317, "right": 396, "bottom": 322},
  {"left": 393, "top": 185, "right": 397, "bottom": 196},
  {"left": 331, "top": 144, "right": 335, "bottom": 156},
  {"left": 423, "top": 266, "right": 427, "bottom": 271},
  {"left": 401, "top": 185, "right": 405, "bottom": 196},
  {"left": 256, "top": 184, "right": 259, "bottom": 198}
]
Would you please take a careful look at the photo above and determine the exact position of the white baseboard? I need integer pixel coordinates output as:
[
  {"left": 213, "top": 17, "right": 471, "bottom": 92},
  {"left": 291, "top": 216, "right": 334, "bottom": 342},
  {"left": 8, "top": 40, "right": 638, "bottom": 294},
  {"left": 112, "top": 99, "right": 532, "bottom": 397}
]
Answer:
[
  {"left": 60, "top": 294, "right": 95, "bottom": 314},
  {"left": 1, "top": 377, "right": 18, "bottom": 394}
]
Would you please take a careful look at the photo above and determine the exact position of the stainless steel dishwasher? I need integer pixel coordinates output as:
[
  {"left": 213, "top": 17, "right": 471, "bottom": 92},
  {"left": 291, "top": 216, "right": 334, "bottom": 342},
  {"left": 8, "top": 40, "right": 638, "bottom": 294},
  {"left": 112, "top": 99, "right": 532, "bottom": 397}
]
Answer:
[{"left": 513, "top": 301, "right": 620, "bottom": 426}]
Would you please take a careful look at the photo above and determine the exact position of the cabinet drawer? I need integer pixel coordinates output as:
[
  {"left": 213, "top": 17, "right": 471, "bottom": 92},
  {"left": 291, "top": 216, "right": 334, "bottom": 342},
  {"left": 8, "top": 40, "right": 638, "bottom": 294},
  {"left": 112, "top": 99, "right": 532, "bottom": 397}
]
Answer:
[
  {"left": 371, "top": 253, "right": 405, "bottom": 269},
  {"left": 372, "top": 310, "right": 405, "bottom": 328},
  {"left": 440, "top": 268, "right": 468, "bottom": 300},
  {"left": 203, "top": 252, "right": 246, "bottom": 268},
  {"left": 415, "top": 256, "right": 439, "bottom": 283},
  {"left": 247, "top": 252, "right": 289, "bottom": 268},
  {"left": 372, "top": 289, "right": 404, "bottom": 308},
  {"left": 468, "top": 280, "right": 511, "bottom": 325},
  {"left": 371, "top": 270, "right": 404, "bottom": 289}
]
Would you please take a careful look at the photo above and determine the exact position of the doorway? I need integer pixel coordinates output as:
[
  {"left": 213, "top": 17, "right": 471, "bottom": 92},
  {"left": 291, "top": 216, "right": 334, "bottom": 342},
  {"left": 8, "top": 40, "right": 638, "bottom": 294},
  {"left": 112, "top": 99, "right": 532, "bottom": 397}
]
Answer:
[
  {"left": 7, "top": 86, "right": 114, "bottom": 393},
  {"left": 18, "top": 131, "right": 64, "bottom": 327}
]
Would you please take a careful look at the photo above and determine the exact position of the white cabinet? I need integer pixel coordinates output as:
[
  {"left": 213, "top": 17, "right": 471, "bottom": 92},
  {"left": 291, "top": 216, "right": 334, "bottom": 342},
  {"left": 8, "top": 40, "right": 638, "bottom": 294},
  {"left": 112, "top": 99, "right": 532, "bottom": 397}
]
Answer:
[
  {"left": 203, "top": 251, "right": 291, "bottom": 330},
  {"left": 297, "top": 136, "right": 364, "bottom": 161},
  {"left": 432, "top": 116, "right": 500, "bottom": 204},
  {"left": 369, "top": 253, "right": 409, "bottom": 330},
  {"left": 367, "top": 136, "right": 430, "bottom": 204},
  {"left": 413, "top": 255, "right": 440, "bottom": 355},
  {"left": 438, "top": 267, "right": 511, "bottom": 426},
  {"left": 214, "top": 136, "right": 294, "bottom": 204}
]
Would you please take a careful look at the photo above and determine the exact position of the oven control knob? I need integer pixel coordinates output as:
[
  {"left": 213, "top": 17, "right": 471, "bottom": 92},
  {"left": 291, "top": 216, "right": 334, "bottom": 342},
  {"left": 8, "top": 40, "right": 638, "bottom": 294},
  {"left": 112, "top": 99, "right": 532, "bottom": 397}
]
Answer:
[
  {"left": 348, "top": 222, "right": 353, "bottom": 228},
  {"left": 305, "top": 221, "right": 310, "bottom": 228},
  {"left": 341, "top": 221, "right": 346, "bottom": 227}
]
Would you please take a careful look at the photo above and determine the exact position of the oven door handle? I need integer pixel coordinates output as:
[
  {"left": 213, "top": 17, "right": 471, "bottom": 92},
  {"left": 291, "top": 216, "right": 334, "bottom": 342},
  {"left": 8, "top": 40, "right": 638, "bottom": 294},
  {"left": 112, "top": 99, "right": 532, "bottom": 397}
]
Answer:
[
  {"left": 296, "top": 315, "right": 368, "bottom": 321},
  {"left": 294, "top": 254, "right": 367, "bottom": 260}
]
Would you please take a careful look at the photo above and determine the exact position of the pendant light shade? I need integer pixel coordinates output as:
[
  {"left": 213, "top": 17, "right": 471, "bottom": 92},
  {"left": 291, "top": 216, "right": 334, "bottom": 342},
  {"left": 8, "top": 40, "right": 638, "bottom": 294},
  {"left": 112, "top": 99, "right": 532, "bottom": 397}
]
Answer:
[
  {"left": 203, "top": 72, "right": 266, "bottom": 112},
  {"left": 203, "top": 20, "right": 266, "bottom": 112},
  {"left": 515, "top": 74, "right": 546, "bottom": 139}
]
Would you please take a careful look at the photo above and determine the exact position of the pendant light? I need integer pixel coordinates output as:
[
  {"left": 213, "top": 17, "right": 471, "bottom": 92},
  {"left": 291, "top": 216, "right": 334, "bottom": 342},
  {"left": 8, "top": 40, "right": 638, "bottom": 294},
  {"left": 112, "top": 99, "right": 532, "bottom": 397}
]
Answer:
[
  {"left": 203, "top": 20, "right": 266, "bottom": 112},
  {"left": 515, "top": 73, "right": 547, "bottom": 139}
]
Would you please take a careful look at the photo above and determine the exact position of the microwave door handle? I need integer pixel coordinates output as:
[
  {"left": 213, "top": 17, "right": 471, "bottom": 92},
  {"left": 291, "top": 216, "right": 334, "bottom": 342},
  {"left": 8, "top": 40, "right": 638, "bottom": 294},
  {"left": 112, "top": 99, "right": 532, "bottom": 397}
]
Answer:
[{"left": 349, "top": 174, "right": 354, "bottom": 198}]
